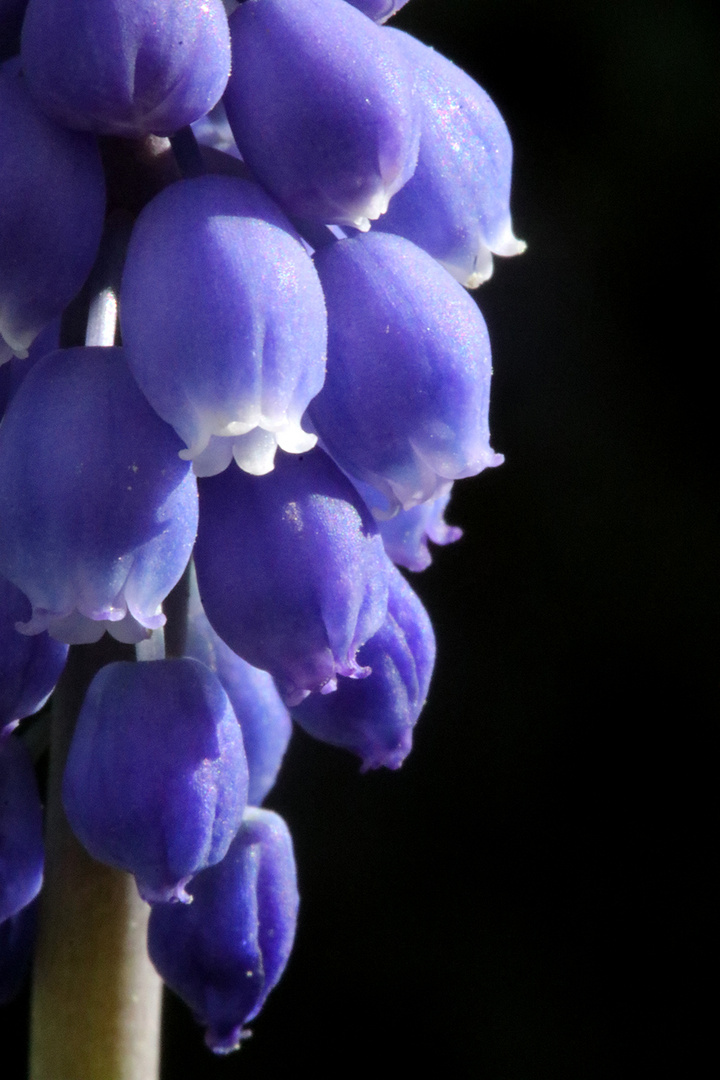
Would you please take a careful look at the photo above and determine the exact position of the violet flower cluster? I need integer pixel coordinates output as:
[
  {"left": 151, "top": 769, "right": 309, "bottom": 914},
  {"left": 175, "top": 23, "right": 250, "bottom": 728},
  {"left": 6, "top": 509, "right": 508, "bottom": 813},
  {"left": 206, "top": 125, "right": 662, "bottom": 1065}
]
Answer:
[{"left": 0, "top": 0, "right": 523, "bottom": 1052}]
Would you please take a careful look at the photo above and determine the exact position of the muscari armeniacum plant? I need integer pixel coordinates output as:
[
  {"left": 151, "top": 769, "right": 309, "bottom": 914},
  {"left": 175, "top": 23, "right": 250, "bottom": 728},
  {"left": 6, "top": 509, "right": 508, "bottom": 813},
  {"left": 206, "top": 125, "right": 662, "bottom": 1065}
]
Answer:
[{"left": 0, "top": 0, "right": 524, "bottom": 1074}]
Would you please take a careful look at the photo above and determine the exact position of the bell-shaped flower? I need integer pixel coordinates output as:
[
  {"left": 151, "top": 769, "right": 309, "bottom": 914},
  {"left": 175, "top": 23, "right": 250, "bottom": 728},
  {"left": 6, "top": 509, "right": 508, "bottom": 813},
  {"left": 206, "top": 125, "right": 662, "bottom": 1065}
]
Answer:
[
  {"left": 344, "top": 0, "right": 410, "bottom": 22},
  {"left": 291, "top": 566, "right": 435, "bottom": 770},
  {"left": 0, "top": 731, "right": 44, "bottom": 924},
  {"left": 0, "top": 574, "right": 67, "bottom": 732},
  {"left": 20, "top": 0, "right": 231, "bottom": 137},
  {"left": 0, "top": 62, "right": 105, "bottom": 361},
  {"left": 376, "top": 29, "right": 525, "bottom": 287},
  {"left": 194, "top": 447, "right": 390, "bottom": 706},
  {"left": 0, "top": 319, "right": 59, "bottom": 412},
  {"left": 378, "top": 489, "right": 463, "bottom": 572},
  {"left": 0, "top": 899, "right": 37, "bottom": 1006},
  {"left": 148, "top": 806, "right": 298, "bottom": 1054},
  {"left": 309, "top": 231, "right": 504, "bottom": 517},
  {"left": 121, "top": 174, "right": 327, "bottom": 478},
  {"left": 0, "top": 347, "right": 198, "bottom": 644},
  {"left": 62, "top": 658, "right": 249, "bottom": 904},
  {"left": 222, "top": 0, "right": 420, "bottom": 229},
  {"left": 185, "top": 571, "right": 292, "bottom": 806}
]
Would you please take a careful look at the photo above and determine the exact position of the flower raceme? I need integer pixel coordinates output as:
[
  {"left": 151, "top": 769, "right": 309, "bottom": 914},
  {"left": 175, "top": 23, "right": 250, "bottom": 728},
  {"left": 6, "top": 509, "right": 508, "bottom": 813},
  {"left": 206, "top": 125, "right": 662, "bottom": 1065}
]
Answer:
[{"left": 0, "top": 0, "right": 525, "bottom": 1052}]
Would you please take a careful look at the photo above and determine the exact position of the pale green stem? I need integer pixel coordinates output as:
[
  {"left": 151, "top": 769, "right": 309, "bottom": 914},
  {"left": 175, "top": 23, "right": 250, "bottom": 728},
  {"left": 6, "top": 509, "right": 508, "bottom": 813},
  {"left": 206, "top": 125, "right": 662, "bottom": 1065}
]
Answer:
[{"left": 29, "top": 638, "right": 163, "bottom": 1080}]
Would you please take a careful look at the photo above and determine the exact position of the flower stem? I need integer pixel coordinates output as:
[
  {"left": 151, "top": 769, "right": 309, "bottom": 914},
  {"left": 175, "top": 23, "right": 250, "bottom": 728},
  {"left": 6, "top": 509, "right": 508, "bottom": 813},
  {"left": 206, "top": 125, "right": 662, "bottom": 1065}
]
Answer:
[{"left": 29, "top": 637, "right": 163, "bottom": 1080}]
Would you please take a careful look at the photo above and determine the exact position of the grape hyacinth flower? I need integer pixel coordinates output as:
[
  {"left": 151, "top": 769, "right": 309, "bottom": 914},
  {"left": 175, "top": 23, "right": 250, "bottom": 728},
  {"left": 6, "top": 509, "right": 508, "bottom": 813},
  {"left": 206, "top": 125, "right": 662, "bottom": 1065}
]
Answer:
[
  {"left": 121, "top": 174, "right": 327, "bottom": 477},
  {"left": 376, "top": 28, "right": 526, "bottom": 287},
  {"left": 345, "top": 0, "right": 410, "bottom": 22},
  {"left": 194, "top": 447, "right": 391, "bottom": 705},
  {"left": 62, "top": 658, "right": 249, "bottom": 904},
  {"left": 309, "top": 230, "right": 503, "bottom": 517},
  {"left": 223, "top": 0, "right": 421, "bottom": 229},
  {"left": 184, "top": 573, "right": 292, "bottom": 807},
  {"left": 0, "top": 0, "right": 526, "bottom": 1071},
  {"left": 0, "top": 346, "right": 198, "bottom": 644},
  {"left": 0, "top": 899, "right": 36, "bottom": 1006},
  {"left": 0, "top": 731, "right": 44, "bottom": 925},
  {"left": 291, "top": 565, "right": 436, "bottom": 770},
  {"left": 20, "top": 0, "right": 231, "bottom": 137},
  {"left": 148, "top": 807, "right": 298, "bottom": 1054},
  {"left": 0, "top": 61, "right": 105, "bottom": 362},
  {"left": 0, "top": 574, "right": 67, "bottom": 732},
  {"left": 378, "top": 488, "right": 464, "bottom": 572}
]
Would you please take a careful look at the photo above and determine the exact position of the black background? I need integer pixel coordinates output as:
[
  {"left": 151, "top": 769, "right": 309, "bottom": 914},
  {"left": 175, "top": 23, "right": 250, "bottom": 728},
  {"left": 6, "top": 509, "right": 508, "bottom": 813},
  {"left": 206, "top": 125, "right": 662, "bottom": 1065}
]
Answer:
[{"left": 3, "top": 1, "right": 718, "bottom": 1077}]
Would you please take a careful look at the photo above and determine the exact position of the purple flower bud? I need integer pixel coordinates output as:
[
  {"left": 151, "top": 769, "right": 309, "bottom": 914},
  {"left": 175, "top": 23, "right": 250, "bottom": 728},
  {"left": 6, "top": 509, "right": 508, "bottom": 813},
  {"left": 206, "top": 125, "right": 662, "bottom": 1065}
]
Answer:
[
  {"left": 223, "top": 0, "right": 420, "bottom": 229},
  {"left": 378, "top": 488, "right": 463, "bottom": 572},
  {"left": 344, "top": 0, "right": 409, "bottom": 22},
  {"left": 0, "top": 900, "right": 37, "bottom": 1005},
  {"left": 194, "top": 447, "right": 390, "bottom": 706},
  {"left": 62, "top": 658, "right": 249, "bottom": 904},
  {"left": 377, "top": 29, "right": 525, "bottom": 287},
  {"left": 309, "top": 231, "right": 503, "bottom": 516},
  {"left": 0, "top": 732, "right": 43, "bottom": 924},
  {"left": 148, "top": 806, "right": 298, "bottom": 1054},
  {"left": 0, "top": 574, "right": 67, "bottom": 731},
  {"left": 0, "top": 347, "right": 198, "bottom": 644},
  {"left": 0, "top": 63, "right": 105, "bottom": 359},
  {"left": 185, "top": 573, "right": 292, "bottom": 807},
  {"left": 20, "top": 0, "right": 231, "bottom": 137},
  {"left": 121, "top": 174, "right": 327, "bottom": 478},
  {"left": 291, "top": 566, "right": 435, "bottom": 769}
]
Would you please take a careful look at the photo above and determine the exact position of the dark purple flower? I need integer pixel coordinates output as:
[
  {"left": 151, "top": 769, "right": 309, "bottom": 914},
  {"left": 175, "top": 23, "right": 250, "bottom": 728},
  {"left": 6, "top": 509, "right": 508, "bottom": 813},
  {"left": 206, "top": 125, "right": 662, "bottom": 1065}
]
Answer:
[
  {"left": 0, "top": 62, "right": 104, "bottom": 361},
  {"left": 148, "top": 807, "right": 298, "bottom": 1054},
  {"left": 194, "top": 447, "right": 390, "bottom": 706},
  {"left": 291, "top": 565, "right": 435, "bottom": 769},
  {"left": 62, "top": 658, "right": 249, "bottom": 904},
  {"left": 0, "top": 731, "right": 43, "bottom": 924},
  {"left": 0, "top": 900, "right": 37, "bottom": 1006},
  {"left": 0, "top": 574, "right": 67, "bottom": 731}
]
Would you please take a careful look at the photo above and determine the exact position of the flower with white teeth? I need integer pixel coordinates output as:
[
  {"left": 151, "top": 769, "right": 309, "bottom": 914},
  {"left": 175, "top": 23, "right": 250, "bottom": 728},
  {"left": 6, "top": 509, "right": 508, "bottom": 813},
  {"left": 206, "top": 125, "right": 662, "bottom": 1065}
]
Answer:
[{"left": 120, "top": 173, "right": 326, "bottom": 478}]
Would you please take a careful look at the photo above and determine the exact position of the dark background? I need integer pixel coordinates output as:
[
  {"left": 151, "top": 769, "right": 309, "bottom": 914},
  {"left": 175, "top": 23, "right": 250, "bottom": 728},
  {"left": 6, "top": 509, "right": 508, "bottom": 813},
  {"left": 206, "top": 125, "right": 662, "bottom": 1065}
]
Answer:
[{"left": 3, "top": 1, "right": 718, "bottom": 1077}]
